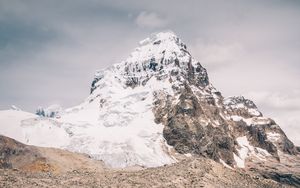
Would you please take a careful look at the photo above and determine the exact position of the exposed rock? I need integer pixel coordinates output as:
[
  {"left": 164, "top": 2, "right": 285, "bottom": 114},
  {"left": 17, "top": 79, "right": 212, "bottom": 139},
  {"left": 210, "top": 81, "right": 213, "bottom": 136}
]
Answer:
[
  {"left": 90, "top": 70, "right": 104, "bottom": 94},
  {"left": 0, "top": 135, "right": 104, "bottom": 173},
  {"left": 0, "top": 135, "right": 41, "bottom": 169},
  {"left": 262, "top": 172, "right": 300, "bottom": 187}
]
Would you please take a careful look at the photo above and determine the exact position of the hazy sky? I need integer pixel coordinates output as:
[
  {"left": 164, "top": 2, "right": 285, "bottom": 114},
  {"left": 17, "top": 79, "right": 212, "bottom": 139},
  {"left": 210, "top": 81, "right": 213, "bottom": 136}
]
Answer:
[{"left": 0, "top": 0, "right": 300, "bottom": 144}]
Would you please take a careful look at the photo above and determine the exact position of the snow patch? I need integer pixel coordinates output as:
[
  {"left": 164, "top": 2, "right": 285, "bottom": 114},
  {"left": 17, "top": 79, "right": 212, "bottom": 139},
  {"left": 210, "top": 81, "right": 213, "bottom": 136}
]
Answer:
[
  {"left": 184, "top": 153, "right": 192, "bottom": 157},
  {"left": 234, "top": 136, "right": 271, "bottom": 168},
  {"left": 267, "top": 132, "right": 281, "bottom": 142},
  {"left": 230, "top": 116, "right": 272, "bottom": 127},
  {"left": 220, "top": 159, "right": 233, "bottom": 169}
]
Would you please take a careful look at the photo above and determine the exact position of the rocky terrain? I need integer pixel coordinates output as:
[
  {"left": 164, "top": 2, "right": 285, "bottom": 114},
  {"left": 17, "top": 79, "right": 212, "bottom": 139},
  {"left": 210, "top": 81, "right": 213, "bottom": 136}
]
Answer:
[
  {"left": 1, "top": 135, "right": 299, "bottom": 187},
  {"left": 0, "top": 135, "right": 105, "bottom": 173},
  {"left": 0, "top": 135, "right": 287, "bottom": 188}
]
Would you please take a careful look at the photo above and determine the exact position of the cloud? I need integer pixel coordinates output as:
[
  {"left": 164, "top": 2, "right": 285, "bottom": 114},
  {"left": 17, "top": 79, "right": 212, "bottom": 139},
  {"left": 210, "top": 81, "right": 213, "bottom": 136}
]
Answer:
[
  {"left": 135, "top": 11, "right": 167, "bottom": 28},
  {"left": 190, "top": 40, "right": 244, "bottom": 71},
  {"left": 246, "top": 90, "right": 300, "bottom": 111}
]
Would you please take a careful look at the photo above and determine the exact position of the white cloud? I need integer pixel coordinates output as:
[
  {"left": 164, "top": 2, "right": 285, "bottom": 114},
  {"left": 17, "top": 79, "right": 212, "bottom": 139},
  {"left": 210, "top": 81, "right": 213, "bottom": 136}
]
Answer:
[
  {"left": 246, "top": 90, "right": 300, "bottom": 111},
  {"left": 190, "top": 40, "right": 245, "bottom": 71},
  {"left": 135, "top": 11, "right": 167, "bottom": 28}
]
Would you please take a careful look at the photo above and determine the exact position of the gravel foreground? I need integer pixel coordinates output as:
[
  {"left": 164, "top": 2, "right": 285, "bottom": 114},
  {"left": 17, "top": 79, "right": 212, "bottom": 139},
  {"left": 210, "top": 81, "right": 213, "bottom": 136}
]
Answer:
[{"left": 0, "top": 158, "right": 286, "bottom": 188}]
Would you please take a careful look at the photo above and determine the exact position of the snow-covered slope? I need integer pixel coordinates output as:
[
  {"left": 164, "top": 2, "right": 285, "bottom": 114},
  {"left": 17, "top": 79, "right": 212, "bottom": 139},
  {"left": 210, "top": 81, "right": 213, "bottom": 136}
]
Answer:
[
  {"left": 0, "top": 31, "right": 298, "bottom": 170},
  {"left": 0, "top": 110, "right": 70, "bottom": 148},
  {"left": 0, "top": 32, "right": 190, "bottom": 168},
  {"left": 0, "top": 110, "right": 37, "bottom": 144}
]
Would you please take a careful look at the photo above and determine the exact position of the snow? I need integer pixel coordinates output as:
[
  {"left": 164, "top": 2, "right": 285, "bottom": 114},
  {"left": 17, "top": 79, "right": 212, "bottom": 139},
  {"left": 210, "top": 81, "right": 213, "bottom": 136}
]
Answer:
[
  {"left": 230, "top": 115, "right": 252, "bottom": 125},
  {"left": 230, "top": 115, "right": 243, "bottom": 122},
  {"left": 224, "top": 96, "right": 261, "bottom": 117},
  {"left": 0, "top": 110, "right": 71, "bottom": 148},
  {"left": 230, "top": 115, "right": 272, "bottom": 127},
  {"left": 233, "top": 153, "right": 245, "bottom": 168},
  {"left": 267, "top": 132, "right": 281, "bottom": 142},
  {"left": 59, "top": 74, "right": 176, "bottom": 168},
  {"left": 22, "top": 119, "right": 71, "bottom": 147},
  {"left": 129, "top": 31, "right": 181, "bottom": 61},
  {"left": 126, "top": 31, "right": 182, "bottom": 64},
  {"left": 234, "top": 136, "right": 271, "bottom": 168},
  {"left": 94, "top": 70, "right": 104, "bottom": 79},
  {"left": 59, "top": 32, "right": 186, "bottom": 167},
  {"left": 220, "top": 159, "right": 233, "bottom": 169},
  {"left": 0, "top": 78, "right": 175, "bottom": 168},
  {"left": 248, "top": 108, "right": 261, "bottom": 116},
  {"left": 0, "top": 51, "right": 178, "bottom": 168},
  {"left": 0, "top": 110, "right": 37, "bottom": 143},
  {"left": 235, "top": 136, "right": 251, "bottom": 168},
  {"left": 184, "top": 153, "right": 192, "bottom": 157}
]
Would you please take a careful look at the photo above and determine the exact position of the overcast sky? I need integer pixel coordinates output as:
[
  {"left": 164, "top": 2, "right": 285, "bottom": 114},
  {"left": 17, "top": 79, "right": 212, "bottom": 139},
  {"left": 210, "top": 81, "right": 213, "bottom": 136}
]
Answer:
[{"left": 0, "top": 0, "right": 299, "bottom": 144}]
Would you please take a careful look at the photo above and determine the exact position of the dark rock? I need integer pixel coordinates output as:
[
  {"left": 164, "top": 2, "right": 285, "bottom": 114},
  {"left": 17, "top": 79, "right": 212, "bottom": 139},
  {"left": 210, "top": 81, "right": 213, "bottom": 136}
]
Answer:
[
  {"left": 149, "top": 58, "right": 158, "bottom": 71},
  {"left": 153, "top": 40, "right": 161, "bottom": 45},
  {"left": 262, "top": 172, "right": 300, "bottom": 187}
]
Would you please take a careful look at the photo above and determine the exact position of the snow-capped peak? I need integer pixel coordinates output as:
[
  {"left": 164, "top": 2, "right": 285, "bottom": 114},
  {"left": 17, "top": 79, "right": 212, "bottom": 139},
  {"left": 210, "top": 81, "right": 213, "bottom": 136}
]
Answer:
[
  {"left": 138, "top": 31, "right": 182, "bottom": 47},
  {"left": 90, "top": 31, "right": 209, "bottom": 94},
  {"left": 125, "top": 31, "right": 187, "bottom": 64}
]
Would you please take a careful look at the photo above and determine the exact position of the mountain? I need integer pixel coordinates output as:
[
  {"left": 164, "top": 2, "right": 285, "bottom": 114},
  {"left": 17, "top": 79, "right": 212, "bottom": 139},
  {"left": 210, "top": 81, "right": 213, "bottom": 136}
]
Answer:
[{"left": 0, "top": 31, "right": 299, "bottom": 186}]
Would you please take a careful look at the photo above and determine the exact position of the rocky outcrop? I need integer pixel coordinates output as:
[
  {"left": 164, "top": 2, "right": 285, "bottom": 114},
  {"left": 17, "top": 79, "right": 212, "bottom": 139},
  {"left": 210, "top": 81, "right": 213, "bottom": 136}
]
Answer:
[
  {"left": 90, "top": 70, "right": 104, "bottom": 94},
  {"left": 263, "top": 172, "right": 300, "bottom": 187},
  {"left": 0, "top": 135, "right": 104, "bottom": 173},
  {"left": 153, "top": 83, "right": 236, "bottom": 166},
  {"left": 0, "top": 135, "right": 41, "bottom": 169}
]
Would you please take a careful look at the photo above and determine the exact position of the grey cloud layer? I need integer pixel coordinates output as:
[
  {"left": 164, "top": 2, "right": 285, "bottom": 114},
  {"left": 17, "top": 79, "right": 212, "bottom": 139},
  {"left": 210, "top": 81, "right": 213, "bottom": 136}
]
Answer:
[{"left": 0, "top": 0, "right": 299, "bottom": 144}]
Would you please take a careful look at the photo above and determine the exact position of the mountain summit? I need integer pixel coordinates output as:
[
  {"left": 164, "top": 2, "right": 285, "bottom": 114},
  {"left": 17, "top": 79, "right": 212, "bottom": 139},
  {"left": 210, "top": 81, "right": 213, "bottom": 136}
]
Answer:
[
  {"left": 91, "top": 31, "right": 209, "bottom": 93},
  {"left": 0, "top": 31, "right": 299, "bottom": 185}
]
